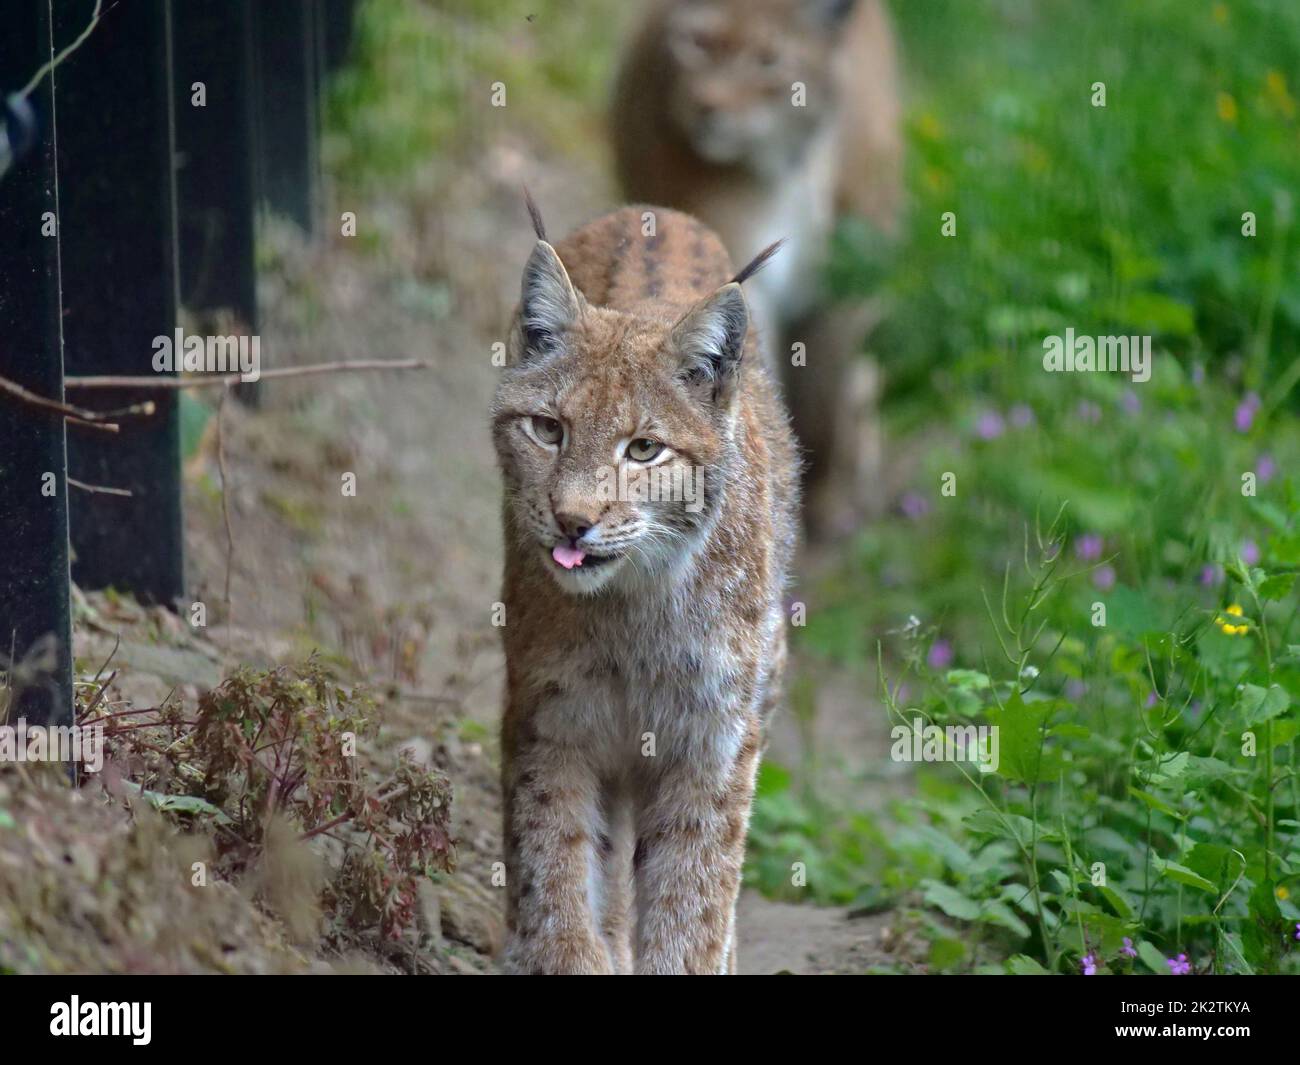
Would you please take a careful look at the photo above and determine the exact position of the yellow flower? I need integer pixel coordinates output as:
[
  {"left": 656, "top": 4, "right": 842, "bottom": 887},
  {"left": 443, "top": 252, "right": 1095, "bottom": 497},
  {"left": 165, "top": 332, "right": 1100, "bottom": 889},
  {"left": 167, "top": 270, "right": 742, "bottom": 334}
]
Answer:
[
  {"left": 917, "top": 112, "right": 944, "bottom": 142},
  {"left": 1216, "top": 606, "right": 1249, "bottom": 635},
  {"left": 1265, "top": 70, "right": 1296, "bottom": 118},
  {"left": 1212, "top": 3, "right": 1229, "bottom": 24},
  {"left": 922, "top": 166, "right": 951, "bottom": 194},
  {"left": 1278, "top": 885, "right": 1291, "bottom": 902},
  {"left": 1217, "top": 92, "right": 1239, "bottom": 124},
  {"left": 1023, "top": 140, "right": 1050, "bottom": 175}
]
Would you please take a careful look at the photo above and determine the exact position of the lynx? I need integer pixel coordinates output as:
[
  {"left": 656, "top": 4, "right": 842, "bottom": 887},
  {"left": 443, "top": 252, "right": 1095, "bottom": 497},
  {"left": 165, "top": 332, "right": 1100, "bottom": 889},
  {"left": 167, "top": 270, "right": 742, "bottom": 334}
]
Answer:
[
  {"left": 611, "top": 0, "right": 902, "bottom": 536},
  {"left": 491, "top": 199, "right": 799, "bottom": 974}
]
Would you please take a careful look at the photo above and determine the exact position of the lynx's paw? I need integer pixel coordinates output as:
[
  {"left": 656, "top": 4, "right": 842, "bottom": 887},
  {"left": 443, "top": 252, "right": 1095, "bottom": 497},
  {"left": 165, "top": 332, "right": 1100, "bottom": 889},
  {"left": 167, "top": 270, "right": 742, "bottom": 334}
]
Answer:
[{"left": 504, "top": 929, "right": 615, "bottom": 975}]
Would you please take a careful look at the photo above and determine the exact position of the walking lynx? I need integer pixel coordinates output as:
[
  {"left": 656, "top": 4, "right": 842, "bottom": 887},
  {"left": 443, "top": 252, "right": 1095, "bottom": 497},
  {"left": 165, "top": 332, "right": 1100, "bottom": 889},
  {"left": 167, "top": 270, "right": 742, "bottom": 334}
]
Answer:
[
  {"left": 611, "top": 0, "right": 903, "bottom": 536},
  {"left": 491, "top": 200, "right": 798, "bottom": 974}
]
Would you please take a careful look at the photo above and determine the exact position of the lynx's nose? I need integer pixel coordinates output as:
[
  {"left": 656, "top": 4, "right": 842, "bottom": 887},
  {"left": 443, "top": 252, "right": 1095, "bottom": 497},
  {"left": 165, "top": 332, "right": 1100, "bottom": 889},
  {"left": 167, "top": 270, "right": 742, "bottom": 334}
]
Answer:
[{"left": 553, "top": 508, "right": 599, "bottom": 541}]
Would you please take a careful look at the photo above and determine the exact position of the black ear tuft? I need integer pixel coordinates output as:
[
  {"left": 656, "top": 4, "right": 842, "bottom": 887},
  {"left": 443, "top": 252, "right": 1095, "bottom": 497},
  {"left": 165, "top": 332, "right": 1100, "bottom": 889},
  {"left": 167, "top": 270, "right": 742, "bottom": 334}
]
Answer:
[
  {"left": 730, "top": 239, "right": 786, "bottom": 286},
  {"left": 523, "top": 186, "right": 547, "bottom": 242}
]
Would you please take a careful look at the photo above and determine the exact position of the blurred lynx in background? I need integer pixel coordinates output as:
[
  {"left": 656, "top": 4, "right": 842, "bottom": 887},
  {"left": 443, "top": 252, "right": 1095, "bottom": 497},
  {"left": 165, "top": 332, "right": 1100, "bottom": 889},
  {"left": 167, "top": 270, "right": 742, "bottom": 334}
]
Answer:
[{"left": 611, "top": 0, "right": 902, "bottom": 537}]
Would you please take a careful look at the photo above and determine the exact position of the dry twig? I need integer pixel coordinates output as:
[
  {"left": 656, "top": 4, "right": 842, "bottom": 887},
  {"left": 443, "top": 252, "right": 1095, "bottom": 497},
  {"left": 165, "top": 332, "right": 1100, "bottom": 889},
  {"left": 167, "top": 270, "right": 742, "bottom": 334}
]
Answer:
[
  {"left": 67, "top": 477, "right": 132, "bottom": 498},
  {"left": 65, "top": 359, "right": 433, "bottom": 390},
  {"left": 0, "top": 374, "right": 156, "bottom": 433}
]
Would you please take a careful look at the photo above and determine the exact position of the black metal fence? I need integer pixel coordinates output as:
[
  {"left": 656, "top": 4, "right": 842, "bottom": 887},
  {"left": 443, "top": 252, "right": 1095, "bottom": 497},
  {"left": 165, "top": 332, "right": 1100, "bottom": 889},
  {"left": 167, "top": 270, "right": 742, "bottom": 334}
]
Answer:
[{"left": 0, "top": 0, "right": 356, "bottom": 727}]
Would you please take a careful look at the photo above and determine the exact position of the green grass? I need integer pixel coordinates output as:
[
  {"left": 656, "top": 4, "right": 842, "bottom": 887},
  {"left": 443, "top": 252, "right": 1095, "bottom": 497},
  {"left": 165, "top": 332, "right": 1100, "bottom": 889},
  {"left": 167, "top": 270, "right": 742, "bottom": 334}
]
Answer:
[
  {"left": 749, "top": 0, "right": 1300, "bottom": 975},
  {"left": 324, "top": 0, "right": 627, "bottom": 197}
]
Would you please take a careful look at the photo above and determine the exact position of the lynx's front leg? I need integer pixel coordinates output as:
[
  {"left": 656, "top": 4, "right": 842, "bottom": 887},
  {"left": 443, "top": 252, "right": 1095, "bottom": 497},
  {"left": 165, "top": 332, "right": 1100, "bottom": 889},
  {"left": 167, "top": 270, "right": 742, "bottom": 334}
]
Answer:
[
  {"left": 502, "top": 708, "right": 612, "bottom": 975},
  {"left": 634, "top": 712, "right": 763, "bottom": 974}
]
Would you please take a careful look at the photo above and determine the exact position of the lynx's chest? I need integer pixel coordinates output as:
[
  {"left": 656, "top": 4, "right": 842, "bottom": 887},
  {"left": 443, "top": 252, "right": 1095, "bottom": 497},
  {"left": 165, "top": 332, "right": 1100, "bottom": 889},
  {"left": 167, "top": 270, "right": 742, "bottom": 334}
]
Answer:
[{"left": 525, "top": 589, "right": 763, "bottom": 772}]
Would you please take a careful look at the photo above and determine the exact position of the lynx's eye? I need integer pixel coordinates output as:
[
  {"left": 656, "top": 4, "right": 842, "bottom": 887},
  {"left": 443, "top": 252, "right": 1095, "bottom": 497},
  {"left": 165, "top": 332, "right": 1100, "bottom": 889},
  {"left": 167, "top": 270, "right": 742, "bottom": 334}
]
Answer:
[
  {"left": 530, "top": 416, "right": 563, "bottom": 446},
  {"left": 627, "top": 438, "right": 665, "bottom": 463}
]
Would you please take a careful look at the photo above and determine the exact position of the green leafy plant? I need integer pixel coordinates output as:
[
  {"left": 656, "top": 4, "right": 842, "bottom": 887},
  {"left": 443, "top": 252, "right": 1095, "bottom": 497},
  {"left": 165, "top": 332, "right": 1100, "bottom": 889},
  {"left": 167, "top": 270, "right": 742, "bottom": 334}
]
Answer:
[{"left": 752, "top": 0, "right": 1300, "bottom": 975}]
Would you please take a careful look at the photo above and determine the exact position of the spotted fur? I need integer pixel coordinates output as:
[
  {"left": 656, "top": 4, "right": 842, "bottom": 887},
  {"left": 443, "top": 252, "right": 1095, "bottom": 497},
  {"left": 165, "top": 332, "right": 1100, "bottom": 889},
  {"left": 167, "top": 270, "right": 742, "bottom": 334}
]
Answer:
[{"left": 492, "top": 205, "right": 799, "bottom": 974}]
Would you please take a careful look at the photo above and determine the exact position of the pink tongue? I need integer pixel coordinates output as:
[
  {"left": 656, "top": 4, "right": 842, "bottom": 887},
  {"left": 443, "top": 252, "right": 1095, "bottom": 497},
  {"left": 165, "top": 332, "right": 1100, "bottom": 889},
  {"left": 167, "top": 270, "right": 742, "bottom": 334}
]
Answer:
[{"left": 552, "top": 544, "right": 586, "bottom": 569}]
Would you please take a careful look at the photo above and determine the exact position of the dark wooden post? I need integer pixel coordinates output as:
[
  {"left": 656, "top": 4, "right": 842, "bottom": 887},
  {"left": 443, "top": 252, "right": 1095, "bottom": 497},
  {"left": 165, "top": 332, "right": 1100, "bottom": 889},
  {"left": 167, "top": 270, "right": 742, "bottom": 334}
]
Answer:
[
  {"left": 57, "top": 0, "right": 185, "bottom": 606},
  {"left": 320, "top": 0, "right": 359, "bottom": 73},
  {"left": 171, "top": 0, "right": 259, "bottom": 403},
  {"left": 0, "top": 2, "right": 74, "bottom": 729},
  {"left": 251, "top": 0, "right": 321, "bottom": 233}
]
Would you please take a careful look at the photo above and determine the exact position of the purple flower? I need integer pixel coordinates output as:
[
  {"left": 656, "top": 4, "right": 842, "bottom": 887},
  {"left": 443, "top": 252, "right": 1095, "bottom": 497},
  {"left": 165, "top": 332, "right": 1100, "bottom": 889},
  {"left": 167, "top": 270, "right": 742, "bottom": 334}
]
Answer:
[
  {"left": 1121, "top": 937, "right": 1137, "bottom": 959},
  {"left": 1294, "top": 922, "right": 1299, "bottom": 942},
  {"left": 1234, "top": 392, "right": 1261, "bottom": 433},
  {"left": 1191, "top": 364, "right": 1206, "bottom": 386},
  {"left": 1082, "top": 953, "right": 1097, "bottom": 976},
  {"left": 1200, "top": 563, "right": 1222, "bottom": 587},
  {"left": 975, "top": 410, "right": 1005, "bottom": 440},
  {"left": 1120, "top": 390, "right": 1141, "bottom": 416},
  {"left": 1009, "top": 403, "right": 1036, "bottom": 429},
  {"left": 1241, "top": 540, "right": 1260, "bottom": 566},
  {"left": 900, "top": 492, "right": 931, "bottom": 520},
  {"left": 1075, "top": 533, "right": 1104, "bottom": 562},
  {"left": 1065, "top": 679, "right": 1088, "bottom": 701},
  {"left": 1076, "top": 400, "right": 1102, "bottom": 424},
  {"left": 1145, "top": 691, "right": 1159, "bottom": 708},
  {"left": 1093, "top": 564, "right": 1117, "bottom": 592},
  {"left": 1257, "top": 454, "right": 1277, "bottom": 483},
  {"left": 927, "top": 639, "right": 954, "bottom": 670},
  {"left": 1167, "top": 953, "right": 1191, "bottom": 975}
]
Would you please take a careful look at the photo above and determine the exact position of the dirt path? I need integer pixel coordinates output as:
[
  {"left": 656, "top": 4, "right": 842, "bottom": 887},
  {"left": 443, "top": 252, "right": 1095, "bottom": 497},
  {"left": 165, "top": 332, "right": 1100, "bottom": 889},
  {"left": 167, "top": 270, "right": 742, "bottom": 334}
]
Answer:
[
  {"left": 737, "top": 893, "right": 894, "bottom": 974},
  {"left": 68, "top": 123, "right": 904, "bottom": 973}
]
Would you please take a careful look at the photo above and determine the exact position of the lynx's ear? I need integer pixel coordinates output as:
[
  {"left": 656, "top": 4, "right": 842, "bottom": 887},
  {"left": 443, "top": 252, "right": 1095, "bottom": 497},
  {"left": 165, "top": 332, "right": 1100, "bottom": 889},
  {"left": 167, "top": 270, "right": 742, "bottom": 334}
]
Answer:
[
  {"left": 519, "top": 240, "right": 582, "bottom": 361},
  {"left": 671, "top": 282, "right": 748, "bottom": 406}
]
